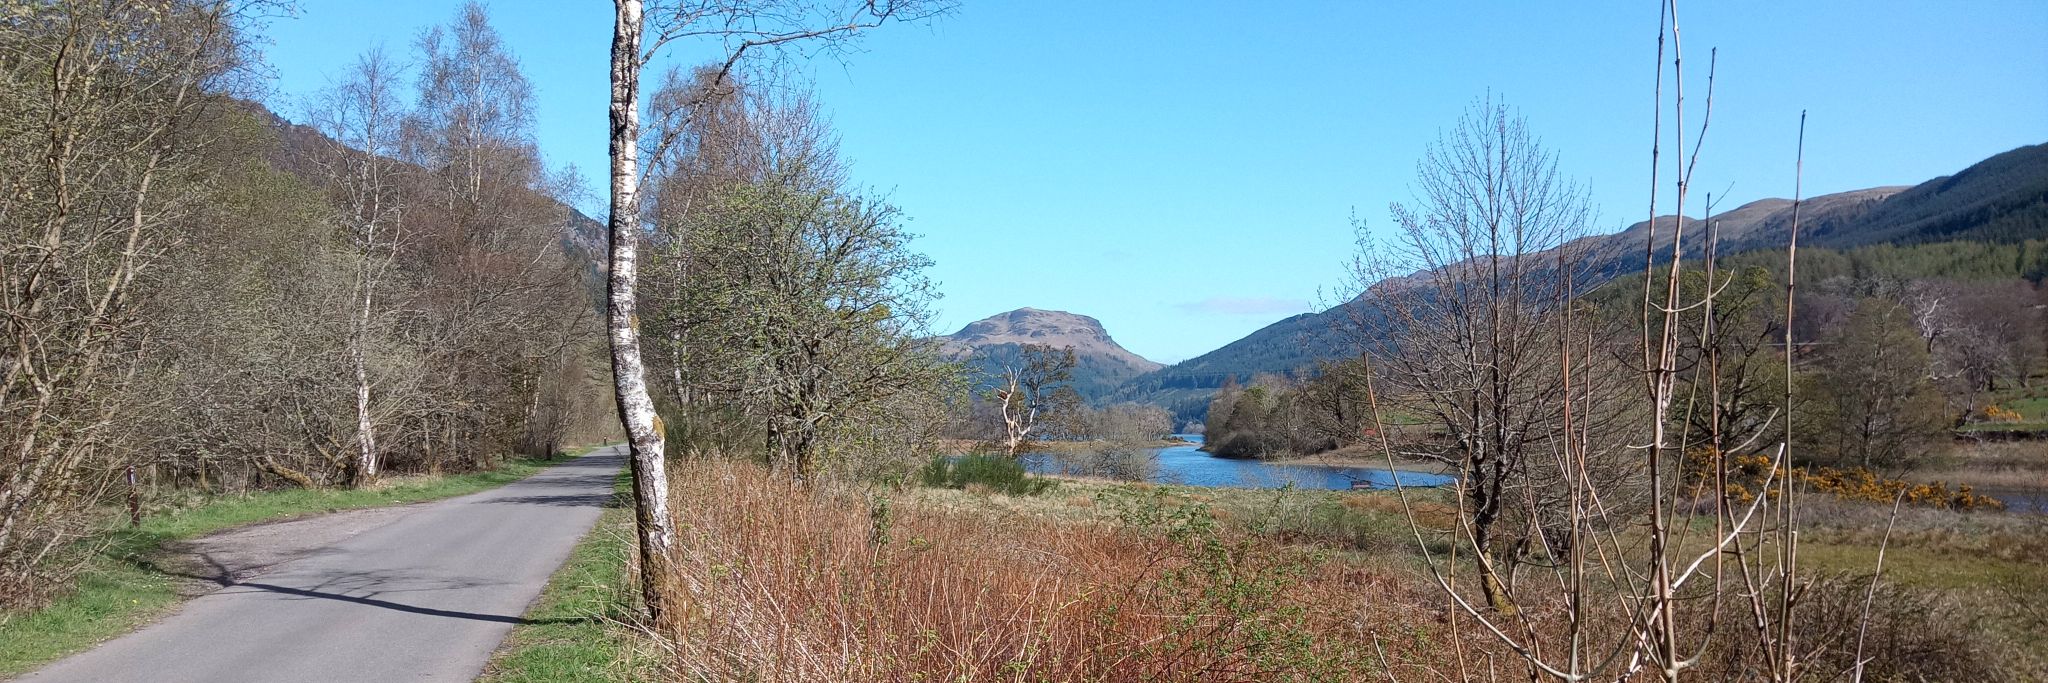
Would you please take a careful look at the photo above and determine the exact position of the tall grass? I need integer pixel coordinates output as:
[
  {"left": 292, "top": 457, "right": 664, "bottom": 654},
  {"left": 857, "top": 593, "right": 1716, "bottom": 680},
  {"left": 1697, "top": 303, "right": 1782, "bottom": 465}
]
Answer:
[
  {"left": 658, "top": 460, "right": 1392, "bottom": 682},
  {"left": 649, "top": 460, "right": 2028, "bottom": 681}
]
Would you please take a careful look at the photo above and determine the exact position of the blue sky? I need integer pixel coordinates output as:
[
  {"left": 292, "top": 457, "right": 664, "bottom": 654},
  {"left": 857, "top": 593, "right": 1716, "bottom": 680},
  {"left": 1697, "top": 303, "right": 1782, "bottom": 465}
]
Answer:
[{"left": 258, "top": 1, "right": 2048, "bottom": 363}]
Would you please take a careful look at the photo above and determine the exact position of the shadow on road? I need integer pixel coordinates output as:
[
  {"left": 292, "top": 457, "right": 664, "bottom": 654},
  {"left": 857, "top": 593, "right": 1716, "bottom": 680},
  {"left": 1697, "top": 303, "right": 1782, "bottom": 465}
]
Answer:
[
  {"left": 103, "top": 454, "right": 630, "bottom": 629},
  {"left": 215, "top": 578, "right": 589, "bottom": 625},
  {"left": 488, "top": 492, "right": 614, "bottom": 507},
  {"left": 158, "top": 552, "right": 597, "bottom": 626}
]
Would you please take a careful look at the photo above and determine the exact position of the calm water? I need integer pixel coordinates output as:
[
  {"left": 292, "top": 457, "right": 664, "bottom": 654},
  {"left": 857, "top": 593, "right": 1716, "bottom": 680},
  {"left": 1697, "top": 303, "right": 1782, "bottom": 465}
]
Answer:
[
  {"left": 1021, "top": 434, "right": 1455, "bottom": 490},
  {"left": 1981, "top": 487, "right": 2048, "bottom": 514}
]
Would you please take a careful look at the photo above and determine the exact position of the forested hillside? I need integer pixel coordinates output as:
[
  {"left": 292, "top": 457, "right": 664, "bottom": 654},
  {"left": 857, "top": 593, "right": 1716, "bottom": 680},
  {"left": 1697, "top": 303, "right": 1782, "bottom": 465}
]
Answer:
[
  {"left": 1122, "top": 142, "right": 2048, "bottom": 420},
  {"left": 1737, "top": 142, "right": 2048, "bottom": 250},
  {"left": 1106, "top": 311, "right": 1344, "bottom": 423},
  {"left": 0, "top": 2, "right": 612, "bottom": 605}
]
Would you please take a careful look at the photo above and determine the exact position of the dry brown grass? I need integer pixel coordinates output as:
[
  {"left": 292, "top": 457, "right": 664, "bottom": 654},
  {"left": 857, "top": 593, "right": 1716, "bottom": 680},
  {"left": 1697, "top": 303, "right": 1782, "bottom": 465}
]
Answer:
[
  {"left": 1917, "top": 441, "right": 2048, "bottom": 490},
  {"left": 652, "top": 460, "right": 1450, "bottom": 682},
  {"left": 644, "top": 460, "right": 2029, "bottom": 682}
]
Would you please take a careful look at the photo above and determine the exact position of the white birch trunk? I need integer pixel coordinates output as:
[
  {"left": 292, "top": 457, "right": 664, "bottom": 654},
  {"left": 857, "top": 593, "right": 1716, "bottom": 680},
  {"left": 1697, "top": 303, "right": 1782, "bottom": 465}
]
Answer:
[
  {"left": 607, "top": 0, "right": 678, "bottom": 626},
  {"left": 352, "top": 286, "right": 377, "bottom": 483}
]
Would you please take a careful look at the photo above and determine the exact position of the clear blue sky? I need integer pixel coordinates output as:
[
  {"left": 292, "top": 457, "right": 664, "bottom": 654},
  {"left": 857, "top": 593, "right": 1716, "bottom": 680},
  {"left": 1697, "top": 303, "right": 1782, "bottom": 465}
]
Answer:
[{"left": 258, "top": 1, "right": 2048, "bottom": 363}]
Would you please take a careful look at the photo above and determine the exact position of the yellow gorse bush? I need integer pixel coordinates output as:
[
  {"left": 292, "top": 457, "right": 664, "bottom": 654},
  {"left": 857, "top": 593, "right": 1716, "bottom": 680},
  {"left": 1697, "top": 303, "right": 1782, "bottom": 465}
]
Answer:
[
  {"left": 1684, "top": 448, "right": 2005, "bottom": 512},
  {"left": 1983, "top": 405, "right": 2025, "bottom": 423}
]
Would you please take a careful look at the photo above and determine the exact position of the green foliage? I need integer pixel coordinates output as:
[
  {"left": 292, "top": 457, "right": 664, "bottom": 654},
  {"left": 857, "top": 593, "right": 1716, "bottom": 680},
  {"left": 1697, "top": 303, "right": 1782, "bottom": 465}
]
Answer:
[
  {"left": 642, "top": 85, "right": 951, "bottom": 481},
  {"left": 1203, "top": 368, "right": 1354, "bottom": 459},
  {"left": 1726, "top": 238, "right": 2048, "bottom": 284},
  {"left": 1798, "top": 299, "right": 1952, "bottom": 471},
  {"left": 917, "top": 454, "right": 1054, "bottom": 496},
  {"left": 1112, "top": 310, "right": 1351, "bottom": 424}
]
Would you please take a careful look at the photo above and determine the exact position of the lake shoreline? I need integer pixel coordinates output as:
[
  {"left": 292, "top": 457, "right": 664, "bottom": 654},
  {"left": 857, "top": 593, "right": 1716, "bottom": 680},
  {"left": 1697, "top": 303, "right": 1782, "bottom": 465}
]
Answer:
[
  {"left": 1020, "top": 436, "right": 1455, "bottom": 490},
  {"left": 1202, "top": 443, "right": 1452, "bottom": 476}
]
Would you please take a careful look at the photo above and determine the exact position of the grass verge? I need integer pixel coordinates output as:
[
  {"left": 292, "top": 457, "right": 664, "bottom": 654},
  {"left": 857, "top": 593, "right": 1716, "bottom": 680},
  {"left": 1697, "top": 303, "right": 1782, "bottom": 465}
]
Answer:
[
  {"left": 480, "top": 467, "right": 656, "bottom": 682},
  {"left": 0, "top": 447, "right": 609, "bottom": 678}
]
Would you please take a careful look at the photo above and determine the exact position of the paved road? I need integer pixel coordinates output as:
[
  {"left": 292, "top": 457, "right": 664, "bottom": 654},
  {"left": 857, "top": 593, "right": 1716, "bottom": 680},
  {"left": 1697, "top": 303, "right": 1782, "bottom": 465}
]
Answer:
[{"left": 24, "top": 447, "right": 627, "bottom": 683}]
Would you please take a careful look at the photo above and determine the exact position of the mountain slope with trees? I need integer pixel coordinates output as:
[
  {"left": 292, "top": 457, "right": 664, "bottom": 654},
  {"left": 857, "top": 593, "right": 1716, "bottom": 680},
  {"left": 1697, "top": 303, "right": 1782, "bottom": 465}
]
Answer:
[{"left": 1117, "top": 142, "right": 2048, "bottom": 419}]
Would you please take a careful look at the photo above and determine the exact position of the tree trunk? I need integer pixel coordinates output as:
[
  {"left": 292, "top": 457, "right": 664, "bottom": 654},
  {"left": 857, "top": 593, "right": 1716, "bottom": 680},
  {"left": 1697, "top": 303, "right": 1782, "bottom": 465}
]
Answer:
[
  {"left": 257, "top": 457, "right": 317, "bottom": 490},
  {"left": 608, "top": 0, "right": 678, "bottom": 629},
  {"left": 350, "top": 294, "right": 377, "bottom": 486}
]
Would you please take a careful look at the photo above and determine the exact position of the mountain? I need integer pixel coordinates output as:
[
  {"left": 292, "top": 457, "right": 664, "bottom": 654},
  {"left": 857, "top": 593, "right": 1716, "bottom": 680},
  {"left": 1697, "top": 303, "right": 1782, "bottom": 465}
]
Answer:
[
  {"left": 942, "top": 308, "right": 1163, "bottom": 401},
  {"left": 1737, "top": 143, "right": 2048, "bottom": 250},
  {"left": 1106, "top": 312, "right": 1345, "bottom": 423},
  {"left": 1115, "top": 142, "right": 2048, "bottom": 421}
]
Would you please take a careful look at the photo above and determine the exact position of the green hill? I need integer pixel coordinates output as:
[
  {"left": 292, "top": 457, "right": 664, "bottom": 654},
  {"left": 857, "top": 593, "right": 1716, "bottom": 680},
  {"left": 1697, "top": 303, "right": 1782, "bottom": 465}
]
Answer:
[{"left": 1114, "top": 142, "right": 2048, "bottom": 421}]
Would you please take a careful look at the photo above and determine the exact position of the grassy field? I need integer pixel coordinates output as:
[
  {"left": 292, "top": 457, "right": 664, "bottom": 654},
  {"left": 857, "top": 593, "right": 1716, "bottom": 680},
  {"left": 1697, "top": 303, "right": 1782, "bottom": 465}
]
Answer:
[
  {"left": 1961, "top": 385, "right": 2048, "bottom": 434},
  {"left": 639, "top": 460, "right": 2044, "bottom": 681},
  {"left": 481, "top": 469, "right": 660, "bottom": 683},
  {"left": 439, "top": 447, "right": 2048, "bottom": 681},
  {"left": 0, "top": 448, "right": 606, "bottom": 678}
]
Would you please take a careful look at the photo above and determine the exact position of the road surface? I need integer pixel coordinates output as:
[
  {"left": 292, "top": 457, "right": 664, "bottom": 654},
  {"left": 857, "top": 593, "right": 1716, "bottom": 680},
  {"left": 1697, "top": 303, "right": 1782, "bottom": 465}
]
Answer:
[{"left": 24, "top": 447, "right": 627, "bottom": 683}]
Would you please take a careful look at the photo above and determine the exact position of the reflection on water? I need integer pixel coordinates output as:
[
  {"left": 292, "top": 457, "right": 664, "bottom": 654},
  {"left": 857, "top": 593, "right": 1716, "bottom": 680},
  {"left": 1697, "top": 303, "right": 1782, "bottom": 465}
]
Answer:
[{"left": 1022, "top": 434, "right": 1455, "bottom": 491}]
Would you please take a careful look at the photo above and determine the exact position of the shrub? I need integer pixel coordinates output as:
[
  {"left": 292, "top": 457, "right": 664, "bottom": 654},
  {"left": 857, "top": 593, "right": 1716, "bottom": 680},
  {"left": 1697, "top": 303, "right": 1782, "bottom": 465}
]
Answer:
[
  {"left": 1984, "top": 404, "right": 2025, "bottom": 423},
  {"left": 1685, "top": 449, "right": 2005, "bottom": 511},
  {"left": 917, "top": 454, "right": 1054, "bottom": 496},
  {"left": 1685, "top": 574, "right": 2010, "bottom": 681}
]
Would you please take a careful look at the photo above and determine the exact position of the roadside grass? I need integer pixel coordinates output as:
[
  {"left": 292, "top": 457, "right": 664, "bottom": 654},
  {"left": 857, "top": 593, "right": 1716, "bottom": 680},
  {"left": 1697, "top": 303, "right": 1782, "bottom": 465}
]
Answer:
[
  {"left": 0, "top": 446, "right": 610, "bottom": 679},
  {"left": 481, "top": 469, "right": 660, "bottom": 683}
]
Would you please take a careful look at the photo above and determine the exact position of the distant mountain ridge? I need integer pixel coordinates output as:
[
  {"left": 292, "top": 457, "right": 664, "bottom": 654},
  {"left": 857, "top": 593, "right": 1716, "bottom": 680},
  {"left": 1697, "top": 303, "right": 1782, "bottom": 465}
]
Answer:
[
  {"left": 942, "top": 308, "right": 1162, "bottom": 401},
  {"left": 1114, "top": 142, "right": 2048, "bottom": 421}
]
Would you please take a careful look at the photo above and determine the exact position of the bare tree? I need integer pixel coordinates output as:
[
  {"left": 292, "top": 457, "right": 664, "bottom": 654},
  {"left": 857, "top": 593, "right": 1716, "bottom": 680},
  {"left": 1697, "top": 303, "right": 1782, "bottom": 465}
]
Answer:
[
  {"left": 397, "top": 2, "right": 595, "bottom": 472},
  {"left": 0, "top": 0, "right": 264, "bottom": 599},
  {"left": 1343, "top": 97, "right": 1602, "bottom": 612},
  {"left": 1062, "top": 402, "right": 1171, "bottom": 480},
  {"left": 1352, "top": 6, "right": 1909, "bottom": 680}
]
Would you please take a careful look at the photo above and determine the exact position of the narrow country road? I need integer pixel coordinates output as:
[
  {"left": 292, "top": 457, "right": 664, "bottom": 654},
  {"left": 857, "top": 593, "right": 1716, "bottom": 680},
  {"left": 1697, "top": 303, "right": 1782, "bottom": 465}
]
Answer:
[{"left": 23, "top": 447, "right": 627, "bottom": 683}]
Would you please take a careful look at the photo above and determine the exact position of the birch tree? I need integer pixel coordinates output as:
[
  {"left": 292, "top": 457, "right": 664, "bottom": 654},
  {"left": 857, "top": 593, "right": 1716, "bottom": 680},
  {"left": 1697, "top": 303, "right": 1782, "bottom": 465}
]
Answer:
[
  {"left": 404, "top": 2, "right": 592, "bottom": 471},
  {"left": 605, "top": 0, "right": 949, "bottom": 627},
  {"left": 309, "top": 50, "right": 406, "bottom": 486}
]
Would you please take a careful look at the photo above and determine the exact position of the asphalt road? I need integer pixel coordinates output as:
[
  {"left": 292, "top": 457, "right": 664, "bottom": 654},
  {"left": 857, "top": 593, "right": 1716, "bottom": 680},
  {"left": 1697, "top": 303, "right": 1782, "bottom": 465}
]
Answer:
[{"left": 24, "top": 447, "right": 627, "bottom": 683}]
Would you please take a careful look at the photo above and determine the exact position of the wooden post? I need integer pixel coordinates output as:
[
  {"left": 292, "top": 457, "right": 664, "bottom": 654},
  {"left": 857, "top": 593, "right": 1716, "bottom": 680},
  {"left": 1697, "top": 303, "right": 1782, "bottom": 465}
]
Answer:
[{"left": 127, "top": 465, "right": 141, "bottom": 528}]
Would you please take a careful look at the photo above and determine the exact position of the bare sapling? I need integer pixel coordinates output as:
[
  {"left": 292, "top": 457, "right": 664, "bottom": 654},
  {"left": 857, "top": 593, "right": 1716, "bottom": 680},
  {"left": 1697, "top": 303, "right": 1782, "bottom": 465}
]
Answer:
[{"left": 1351, "top": 2, "right": 1908, "bottom": 681}]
